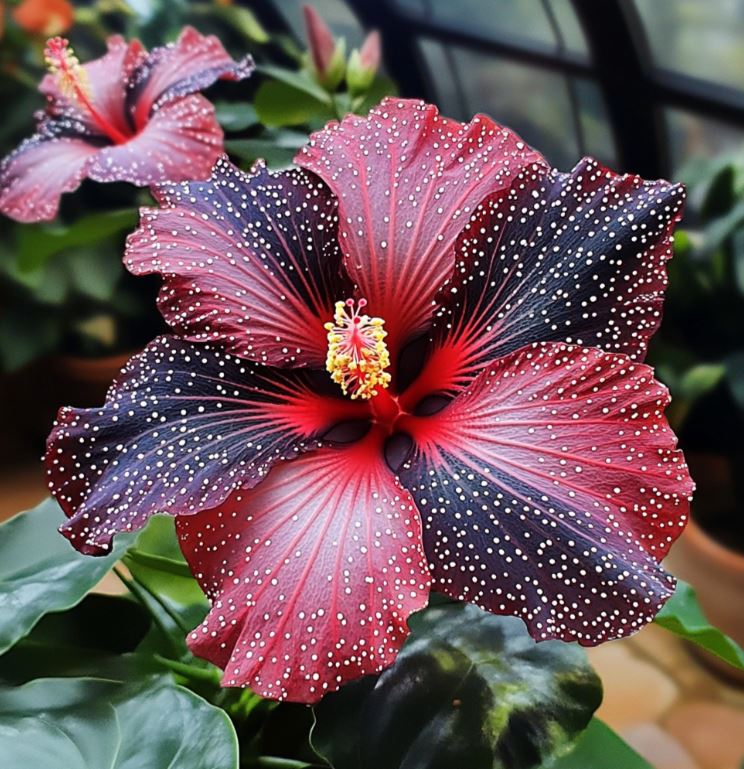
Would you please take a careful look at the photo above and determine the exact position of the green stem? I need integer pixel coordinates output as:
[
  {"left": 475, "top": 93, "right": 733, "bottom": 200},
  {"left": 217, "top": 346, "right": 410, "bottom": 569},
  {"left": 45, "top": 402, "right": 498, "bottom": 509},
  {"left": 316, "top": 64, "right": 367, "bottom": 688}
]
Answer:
[
  {"left": 113, "top": 566, "right": 184, "bottom": 659},
  {"left": 122, "top": 557, "right": 193, "bottom": 636},
  {"left": 152, "top": 654, "right": 221, "bottom": 686},
  {"left": 252, "top": 758, "right": 318, "bottom": 769}
]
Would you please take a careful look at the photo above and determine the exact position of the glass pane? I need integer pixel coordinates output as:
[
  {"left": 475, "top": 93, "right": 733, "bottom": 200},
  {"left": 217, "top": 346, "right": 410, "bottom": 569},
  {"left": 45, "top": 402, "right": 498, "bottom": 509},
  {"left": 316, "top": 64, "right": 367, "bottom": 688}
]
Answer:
[
  {"left": 272, "top": 0, "right": 366, "bottom": 48},
  {"left": 551, "top": 0, "right": 589, "bottom": 56},
  {"left": 416, "top": 39, "right": 464, "bottom": 119},
  {"left": 395, "top": 0, "right": 588, "bottom": 57},
  {"left": 633, "top": 0, "right": 744, "bottom": 91},
  {"left": 665, "top": 108, "right": 744, "bottom": 173},
  {"left": 574, "top": 79, "right": 617, "bottom": 167},
  {"left": 396, "top": 0, "right": 556, "bottom": 49},
  {"left": 452, "top": 48, "right": 580, "bottom": 169}
]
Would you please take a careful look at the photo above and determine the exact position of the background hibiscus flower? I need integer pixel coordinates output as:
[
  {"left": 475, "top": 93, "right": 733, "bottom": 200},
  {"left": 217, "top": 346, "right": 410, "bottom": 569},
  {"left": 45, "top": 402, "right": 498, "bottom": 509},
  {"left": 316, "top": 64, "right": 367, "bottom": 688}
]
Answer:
[{"left": 0, "top": 26, "right": 254, "bottom": 223}]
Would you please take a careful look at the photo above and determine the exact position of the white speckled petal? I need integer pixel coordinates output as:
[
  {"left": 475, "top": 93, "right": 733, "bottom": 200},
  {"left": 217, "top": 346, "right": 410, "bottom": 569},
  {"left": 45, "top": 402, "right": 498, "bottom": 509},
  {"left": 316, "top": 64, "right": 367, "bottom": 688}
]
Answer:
[
  {"left": 126, "top": 157, "right": 351, "bottom": 366},
  {"left": 177, "top": 437, "right": 430, "bottom": 702},
  {"left": 296, "top": 97, "right": 547, "bottom": 356},
  {"left": 0, "top": 133, "right": 100, "bottom": 223},
  {"left": 86, "top": 94, "right": 225, "bottom": 187},
  {"left": 405, "top": 157, "right": 685, "bottom": 401},
  {"left": 399, "top": 342, "right": 693, "bottom": 645},
  {"left": 45, "top": 335, "right": 367, "bottom": 555},
  {"left": 127, "top": 25, "right": 254, "bottom": 127}
]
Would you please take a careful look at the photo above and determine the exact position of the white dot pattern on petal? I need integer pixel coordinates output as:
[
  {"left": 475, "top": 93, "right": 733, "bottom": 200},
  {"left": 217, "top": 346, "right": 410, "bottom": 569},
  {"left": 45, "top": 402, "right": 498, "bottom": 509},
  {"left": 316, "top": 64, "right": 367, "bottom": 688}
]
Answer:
[
  {"left": 177, "top": 445, "right": 430, "bottom": 702},
  {"left": 297, "top": 97, "right": 547, "bottom": 352},
  {"left": 399, "top": 342, "right": 693, "bottom": 645},
  {"left": 126, "top": 158, "right": 350, "bottom": 367},
  {"left": 425, "top": 158, "right": 685, "bottom": 392},
  {"left": 44, "top": 335, "right": 353, "bottom": 554}
]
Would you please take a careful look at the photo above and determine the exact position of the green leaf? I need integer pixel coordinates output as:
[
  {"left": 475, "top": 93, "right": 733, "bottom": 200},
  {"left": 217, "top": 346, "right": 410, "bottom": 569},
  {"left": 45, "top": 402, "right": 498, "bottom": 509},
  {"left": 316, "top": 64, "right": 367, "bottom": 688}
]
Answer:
[
  {"left": 547, "top": 719, "right": 652, "bottom": 769},
  {"left": 16, "top": 209, "right": 137, "bottom": 273},
  {"left": 0, "top": 594, "right": 159, "bottom": 686},
  {"left": 256, "top": 65, "right": 332, "bottom": 104},
  {"left": 213, "top": 4, "right": 269, "bottom": 43},
  {"left": 124, "top": 516, "right": 206, "bottom": 607},
  {"left": 677, "top": 362, "right": 726, "bottom": 399},
  {"left": 0, "top": 677, "right": 239, "bottom": 769},
  {"left": 254, "top": 80, "right": 334, "bottom": 127},
  {"left": 655, "top": 580, "right": 744, "bottom": 670},
  {"left": 726, "top": 351, "right": 744, "bottom": 411},
  {"left": 0, "top": 498, "right": 134, "bottom": 655},
  {"left": 312, "top": 602, "right": 602, "bottom": 769},
  {"left": 214, "top": 100, "right": 260, "bottom": 132},
  {"left": 226, "top": 130, "right": 308, "bottom": 168}
]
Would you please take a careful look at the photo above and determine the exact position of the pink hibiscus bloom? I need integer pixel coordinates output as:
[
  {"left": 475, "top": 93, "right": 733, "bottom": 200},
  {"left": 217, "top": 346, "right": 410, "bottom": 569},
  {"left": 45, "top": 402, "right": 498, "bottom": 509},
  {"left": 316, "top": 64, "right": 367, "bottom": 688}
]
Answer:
[
  {"left": 0, "top": 27, "right": 253, "bottom": 222},
  {"left": 45, "top": 99, "right": 693, "bottom": 703}
]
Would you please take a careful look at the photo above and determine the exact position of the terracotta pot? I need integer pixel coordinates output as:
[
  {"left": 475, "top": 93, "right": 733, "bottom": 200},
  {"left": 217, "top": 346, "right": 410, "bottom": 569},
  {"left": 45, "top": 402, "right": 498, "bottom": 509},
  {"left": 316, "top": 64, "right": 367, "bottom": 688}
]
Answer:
[
  {"left": 53, "top": 351, "right": 133, "bottom": 397},
  {"left": 666, "top": 516, "right": 744, "bottom": 683}
]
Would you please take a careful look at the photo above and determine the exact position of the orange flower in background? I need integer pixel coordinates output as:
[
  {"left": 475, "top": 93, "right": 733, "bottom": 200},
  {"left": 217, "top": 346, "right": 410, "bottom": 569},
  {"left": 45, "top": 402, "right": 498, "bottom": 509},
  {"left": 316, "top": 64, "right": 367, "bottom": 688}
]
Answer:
[{"left": 13, "top": 0, "right": 74, "bottom": 37}]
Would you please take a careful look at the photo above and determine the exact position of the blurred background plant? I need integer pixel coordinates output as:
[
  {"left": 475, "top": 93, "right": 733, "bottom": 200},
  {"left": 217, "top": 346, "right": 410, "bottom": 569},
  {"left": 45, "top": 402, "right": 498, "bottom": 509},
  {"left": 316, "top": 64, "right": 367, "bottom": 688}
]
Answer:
[{"left": 648, "top": 152, "right": 744, "bottom": 553}]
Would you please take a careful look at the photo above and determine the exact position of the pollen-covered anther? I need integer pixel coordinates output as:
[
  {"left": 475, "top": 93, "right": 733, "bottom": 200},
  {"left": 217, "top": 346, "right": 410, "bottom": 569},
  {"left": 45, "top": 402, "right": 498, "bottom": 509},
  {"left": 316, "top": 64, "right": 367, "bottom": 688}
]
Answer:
[
  {"left": 325, "top": 298, "right": 391, "bottom": 400},
  {"left": 44, "top": 37, "right": 91, "bottom": 103}
]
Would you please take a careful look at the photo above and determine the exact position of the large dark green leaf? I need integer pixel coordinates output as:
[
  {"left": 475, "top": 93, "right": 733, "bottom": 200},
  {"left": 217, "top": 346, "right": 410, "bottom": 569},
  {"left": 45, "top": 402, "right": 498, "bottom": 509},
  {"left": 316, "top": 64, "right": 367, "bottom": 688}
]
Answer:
[
  {"left": 655, "top": 580, "right": 744, "bottom": 669},
  {"left": 0, "top": 677, "right": 239, "bottom": 769},
  {"left": 0, "top": 594, "right": 158, "bottom": 685},
  {"left": 312, "top": 602, "right": 602, "bottom": 769},
  {"left": 0, "top": 498, "right": 134, "bottom": 654},
  {"left": 547, "top": 719, "right": 652, "bottom": 769}
]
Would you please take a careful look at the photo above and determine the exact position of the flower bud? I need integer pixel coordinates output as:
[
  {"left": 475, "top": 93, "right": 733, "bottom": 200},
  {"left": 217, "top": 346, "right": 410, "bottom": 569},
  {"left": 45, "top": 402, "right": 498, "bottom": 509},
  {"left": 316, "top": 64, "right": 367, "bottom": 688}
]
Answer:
[
  {"left": 347, "top": 30, "right": 381, "bottom": 96},
  {"left": 303, "top": 4, "right": 346, "bottom": 90}
]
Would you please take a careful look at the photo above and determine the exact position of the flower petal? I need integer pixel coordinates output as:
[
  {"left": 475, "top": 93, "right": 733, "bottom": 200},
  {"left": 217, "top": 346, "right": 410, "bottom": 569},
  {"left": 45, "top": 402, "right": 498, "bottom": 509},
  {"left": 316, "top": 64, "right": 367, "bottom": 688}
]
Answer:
[
  {"left": 296, "top": 98, "right": 546, "bottom": 356},
  {"left": 45, "top": 335, "right": 365, "bottom": 555},
  {"left": 398, "top": 342, "right": 693, "bottom": 645},
  {"left": 406, "top": 158, "right": 685, "bottom": 402},
  {"left": 86, "top": 94, "right": 224, "bottom": 187},
  {"left": 177, "top": 435, "right": 430, "bottom": 702},
  {"left": 128, "top": 26, "right": 254, "bottom": 128},
  {"left": 40, "top": 34, "right": 145, "bottom": 139},
  {"left": 126, "top": 157, "right": 351, "bottom": 366},
  {"left": 0, "top": 131, "right": 99, "bottom": 222}
]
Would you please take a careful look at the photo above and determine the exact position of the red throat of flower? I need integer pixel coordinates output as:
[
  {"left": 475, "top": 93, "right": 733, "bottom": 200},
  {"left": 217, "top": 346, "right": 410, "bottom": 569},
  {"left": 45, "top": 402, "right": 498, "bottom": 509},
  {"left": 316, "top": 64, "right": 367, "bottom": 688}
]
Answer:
[
  {"left": 44, "top": 37, "right": 129, "bottom": 144},
  {"left": 325, "top": 298, "right": 391, "bottom": 400}
]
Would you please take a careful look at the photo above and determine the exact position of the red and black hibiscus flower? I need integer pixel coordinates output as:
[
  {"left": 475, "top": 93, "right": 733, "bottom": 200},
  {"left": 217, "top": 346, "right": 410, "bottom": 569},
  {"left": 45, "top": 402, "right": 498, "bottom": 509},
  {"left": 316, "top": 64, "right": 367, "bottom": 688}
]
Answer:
[
  {"left": 45, "top": 99, "right": 693, "bottom": 703},
  {"left": 0, "top": 27, "right": 253, "bottom": 222}
]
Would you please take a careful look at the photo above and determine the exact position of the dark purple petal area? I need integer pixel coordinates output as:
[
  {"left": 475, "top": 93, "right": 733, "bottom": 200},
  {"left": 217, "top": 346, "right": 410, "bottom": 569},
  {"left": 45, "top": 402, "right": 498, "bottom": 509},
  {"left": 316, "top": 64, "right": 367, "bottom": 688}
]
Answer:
[
  {"left": 296, "top": 98, "right": 546, "bottom": 358},
  {"left": 127, "top": 26, "right": 254, "bottom": 129},
  {"left": 178, "top": 435, "right": 430, "bottom": 702},
  {"left": 398, "top": 342, "right": 693, "bottom": 645},
  {"left": 87, "top": 94, "right": 224, "bottom": 187},
  {"left": 0, "top": 132, "right": 100, "bottom": 222},
  {"left": 126, "top": 158, "right": 351, "bottom": 367},
  {"left": 407, "top": 158, "right": 685, "bottom": 400},
  {"left": 45, "top": 335, "right": 367, "bottom": 555}
]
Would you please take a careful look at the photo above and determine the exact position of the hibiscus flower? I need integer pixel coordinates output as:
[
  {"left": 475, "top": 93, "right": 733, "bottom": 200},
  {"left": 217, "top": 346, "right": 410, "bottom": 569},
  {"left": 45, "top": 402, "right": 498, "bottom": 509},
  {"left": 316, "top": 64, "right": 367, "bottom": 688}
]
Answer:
[
  {"left": 0, "top": 27, "right": 253, "bottom": 222},
  {"left": 45, "top": 99, "right": 693, "bottom": 703}
]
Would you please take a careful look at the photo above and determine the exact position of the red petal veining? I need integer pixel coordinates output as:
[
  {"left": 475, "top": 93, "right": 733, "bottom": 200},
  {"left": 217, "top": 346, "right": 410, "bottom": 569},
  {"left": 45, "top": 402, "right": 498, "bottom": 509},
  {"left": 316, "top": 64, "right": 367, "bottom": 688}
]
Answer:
[
  {"left": 177, "top": 435, "right": 430, "bottom": 702},
  {"left": 399, "top": 342, "right": 693, "bottom": 645}
]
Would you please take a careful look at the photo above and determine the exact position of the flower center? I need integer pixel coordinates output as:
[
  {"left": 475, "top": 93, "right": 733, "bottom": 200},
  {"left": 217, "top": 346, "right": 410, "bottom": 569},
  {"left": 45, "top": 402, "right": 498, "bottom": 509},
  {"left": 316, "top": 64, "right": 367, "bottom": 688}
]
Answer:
[
  {"left": 44, "top": 37, "right": 129, "bottom": 145},
  {"left": 325, "top": 298, "right": 391, "bottom": 400}
]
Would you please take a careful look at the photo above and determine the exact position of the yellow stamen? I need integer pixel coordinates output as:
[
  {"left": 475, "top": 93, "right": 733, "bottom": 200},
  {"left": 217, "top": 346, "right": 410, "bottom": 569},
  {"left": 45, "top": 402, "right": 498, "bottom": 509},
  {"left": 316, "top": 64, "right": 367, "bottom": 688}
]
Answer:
[
  {"left": 44, "top": 37, "right": 91, "bottom": 103},
  {"left": 325, "top": 298, "right": 391, "bottom": 400}
]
